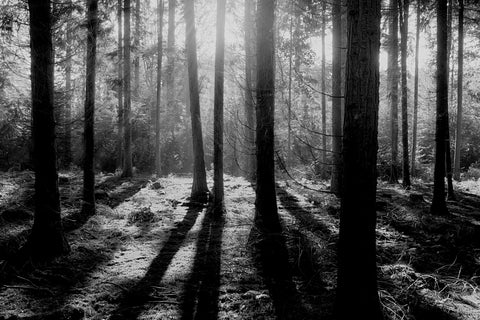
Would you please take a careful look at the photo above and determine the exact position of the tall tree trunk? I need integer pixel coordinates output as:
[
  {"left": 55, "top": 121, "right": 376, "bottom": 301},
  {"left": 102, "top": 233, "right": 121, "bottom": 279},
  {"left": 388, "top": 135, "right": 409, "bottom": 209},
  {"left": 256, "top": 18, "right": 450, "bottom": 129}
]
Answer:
[
  {"left": 431, "top": 0, "right": 449, "bottom": 215},
  {"left": 166, "top": 0, "right": 176, "bottom": 137},
  {"left": 287, "top": 10, "right": 293, "bottom": 167},
  {"left": 117, "top": 0, "right": 124, "bottom": 171},
  {"left": 400, "top": 0, "right": 411, "bottom": 188},
  {"left": 82, "top": 0, "right": 98, "bottom": 216},
  {"left": 244, "top": 0, "right": 256, "bottom": 181},
  {"left": 133, "top": 0, "right": 140, "bottom": 97},
  {"left": 330, "top": 0, "right": 342, "bottom": 195},
  {"left": 213, "top": 0, "right": 226, "bottom": 213},
  {"left": 122, "top": 0, "right": 133, "bottom": 177},
  {"left": 64, "top": 17, "right": 72, "bottom": 169},
  {"left": 454, "top": 0, "right": 464, "bottom": 181},
  {"left": 388, "top": 0, "right": 399, "bottom": 183},
  {"left": 26, "top": 0, "right": 70, "bottom": 260},
  {"left": 321, "top": 0, "right": 327, "bottom": 169},
  {"left": 411, "top": 0, "right": 420, "bottom": 176},
  {"left": 445, "top": 0, "right": 455, "bottom": 199},
  {"left": 255, "top": 0, "right": 280, "bottom": 233},
  {"left": 155, "top": 0, "right": 164, "bottom": 176},
  {"left": 184, "top": 0, "right": 208, "bottom": 201},
  {"left": 336, "top": 0, "right": 383, "bottom": 318}
]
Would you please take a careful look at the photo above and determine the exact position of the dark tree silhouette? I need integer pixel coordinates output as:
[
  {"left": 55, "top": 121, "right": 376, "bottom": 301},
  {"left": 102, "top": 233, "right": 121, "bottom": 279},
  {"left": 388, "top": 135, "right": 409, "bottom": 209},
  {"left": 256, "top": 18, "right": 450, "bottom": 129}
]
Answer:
[
  {"left": 155, "top": 0, "right": 164, "bottom": 176},
  {"left": 26, "top": 0, "right": 70, "bottom": 260},
  {"left": 82, "top": 0, "right": 98, "bottom": 216},
  {"left": 255, "top": 0, "right": 280, "bottom": 233},
  {"left": 122, "top": 0, "right": 133, "bottom": 177},
  {"left": 400, "top": 0, "right": 411, "bottom": 188},
  {"left": 411, "top": 0, "right": 420, "bottom": 176},
  {"left": 431, "top": 0, "right": 449, "bottom": 216},
  {"left": 388, "top": 0, "right": 399, "bottom": 183},
  {"left": 336, "top": 0, "right": 384, "bottom": 318},
  {"left": 184, "top": 0, "right": 208, "bottom": 201}
]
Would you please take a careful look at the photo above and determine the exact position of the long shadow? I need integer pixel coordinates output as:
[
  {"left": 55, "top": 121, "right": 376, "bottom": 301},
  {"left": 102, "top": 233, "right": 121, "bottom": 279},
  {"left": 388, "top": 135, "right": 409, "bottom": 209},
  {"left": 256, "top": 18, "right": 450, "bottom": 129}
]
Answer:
[
  {"left": 109, "top": 205, "right": 204, "bottom": 320},
  {"left": 180, "top": 208, "right": 225, "bottom": 320},
  {"left": 96, "top": 175, "right": 150, "bottom": 209}
]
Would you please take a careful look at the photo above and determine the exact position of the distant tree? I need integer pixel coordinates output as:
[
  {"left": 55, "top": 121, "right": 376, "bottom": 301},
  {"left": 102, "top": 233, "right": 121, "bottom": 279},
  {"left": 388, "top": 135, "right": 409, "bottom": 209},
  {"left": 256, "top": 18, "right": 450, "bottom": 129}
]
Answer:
[
  {"left": 431, "top": 0, "right": 449, "bottom": 216},
  {"left": 330, "top": 0, "right": 342, "bottom": 195},
  {"left": 321, "top": 0, "right": 327, "bottom": 168},
  {"left": 411, "top": 0, "right": 420, "bottom": 176},
  {"left": 255, "top": 0, "right": 280, "bottom": 232},
  {"left": 117, "top": 0, "right": 124, "bottom": 170},
  {"left": 445, "top": 0, "right": 455, "bottom": 200},
  {"left": 155, "top": 0, "right": 164, "bottom": 176},
  {"left": 400, "top": 0, "right": 411, "bottom": 188},
  {"left": 184, "top": 0, "right": 208, "bottom": 201},
  {"left": 64, "top": 10, "right": 73, "bottom": 169},
  {"left": 165, "top": 0, "right": 176, "bottom": 138},
  {"left": 213, "top": 0, "right": 226, "bottom": 213},
  {"left": 26, "top": 0, "right": 70, "bottom": 259},
  {"left": 388, "top": 0, "right": 399, "bottom": 183},
  {"left": 454, "top": 0, "right": 464, "bottom": 181},
  {"left": 336, "top": 0, "right": 383, "bottom": 318},
  {"left": 122, "top": 0, "right": 133, "bottom": 177},
  {"left": 133, "top": 0, "right": 140, "bottom": 97}
]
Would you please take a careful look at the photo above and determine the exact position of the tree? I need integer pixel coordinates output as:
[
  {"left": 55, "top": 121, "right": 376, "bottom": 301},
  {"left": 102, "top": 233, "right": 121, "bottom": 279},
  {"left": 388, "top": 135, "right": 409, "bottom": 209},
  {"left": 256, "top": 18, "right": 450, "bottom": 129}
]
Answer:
[
  {"left": 321, "top": 0, "right": 327, "bottom": 168},
  {"left": 64, "top": 11, "right": 73, "bottom": 169},
  {"left": 431, "top": 0, "right": 449, "bottom": 216},
  {"left": 336, "top": 0, "right": 383, "bottom": 318},
  {"left": 454, "top": 0, "right": 464, "bottom": 181},
  {"left": 411, "top": 0, "right": 420, "bottom": 176},
  {"left": 388, "top": 0, "right": 399, "bottom": 183},
  {"left": 330, "top": 0, "right": 342, "bottom": 195},
  {"left": 445, "top": 0, "right": 455, "bottom": 200},
  {"left": 184, "top": 0, "right": 208, "bottom": 201},
  {"left": 400, "top": 0, "right": 411, "bottom": 188},
  {"left": 155, "top": 0, "right": 164, "bottom": 176},
  {"left": 117, "top": 0, "right": 124, "bottom": 171},
  {"left": 122, "top": 0, "right": 133, "bottom": 177},
  {"left": 213, "top": 0, "right": 226, "bottom": 213},
  {"left": 26, "top": 0, "right": 70, "bottom": 260},
  {"left": 244, "top": 0, "right": 256, "bottom": 181},
  {"left": 133, "top": 0, "right": 140, "bottom": 97},
  {"left": 82, "top": 0, "right": 98, "bottom": 216},
  {"left": 255, "top": 0, "right": 280, "bottom": 233},
  {"left": 165, "top": 0, "right": 176, "bottom": 138}
]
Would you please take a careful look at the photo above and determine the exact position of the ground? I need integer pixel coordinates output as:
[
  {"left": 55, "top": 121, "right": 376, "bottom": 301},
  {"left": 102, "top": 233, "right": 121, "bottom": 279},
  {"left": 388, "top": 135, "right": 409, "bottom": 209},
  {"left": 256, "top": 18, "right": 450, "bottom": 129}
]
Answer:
[{"left": 0, "top": 170, "right": 480, "bottom": 319}]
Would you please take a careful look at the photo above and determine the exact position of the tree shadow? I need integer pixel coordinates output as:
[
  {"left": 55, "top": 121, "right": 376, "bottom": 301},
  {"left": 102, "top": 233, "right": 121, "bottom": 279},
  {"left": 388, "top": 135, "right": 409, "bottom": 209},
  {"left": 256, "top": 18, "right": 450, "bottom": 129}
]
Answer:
[
  {"left": 109, "top": 205, "right": 204, "bottom": 320},
  {"left": 180, "top": 208, "right": 225, "bottom": 320},
  {"left": 96, "top": 175, "right": 150, "bottom": 209}
]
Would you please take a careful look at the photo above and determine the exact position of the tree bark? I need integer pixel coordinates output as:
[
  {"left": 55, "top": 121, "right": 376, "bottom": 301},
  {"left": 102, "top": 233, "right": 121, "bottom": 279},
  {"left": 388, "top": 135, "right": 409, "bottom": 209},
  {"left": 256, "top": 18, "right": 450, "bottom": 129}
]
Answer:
[
  {"left": 336, "top": 0, "right": 383, "bottom": 318},
  {"left": 411, "top": 0, "right": 420, "bottom": 176},
  {"left": 388, "top": 0, "right": 399, "bottom": 183},
  {"left": 122, "top": 0, "right": 133, "bottom": 177},
  {"left": 155, "top": 0, "right": 164, "bottom": 176},
  {"left": 64, "top": 16, "right": 72, "bottom": 169},
  {"left": 213, "top": 0, "right": 226, "bottom": 213},
  {"left": 165, "top": 0, "right": 176, "bottom": 137},
  {"left": 82, "top": 0, "right": 98, "bottom": 216},
  {"left": 133, "top": 0, "right": 140, "bottom": 97},
  {"left": 330, "top": 0, "right": 342, "bottom": 195},
  {"left": 26, "top": 0, "right": 70, "bottom": 260},
  {"left": 400, "top": 0, "right": 411, "bottom": 188},
  {"left": 117, "top": 0, "right": 124, "bottom": 171},
  {"left": 445, "top": 0, "right": 455, "bottom": 199},
  {"left": 431, "top": 0, "right": 449, "bottom": 215},
  {"left": 287, "top": 9, "right": 293, "bottom": 168},
  {"left": 184, "top": 0, "right": 208, "bottom": 201},
  {"left": 453, "top": 0, "right": 464, "bottom": 181},
  {"left": 321, "top": 1, "right": 327, "bottom": 169}
]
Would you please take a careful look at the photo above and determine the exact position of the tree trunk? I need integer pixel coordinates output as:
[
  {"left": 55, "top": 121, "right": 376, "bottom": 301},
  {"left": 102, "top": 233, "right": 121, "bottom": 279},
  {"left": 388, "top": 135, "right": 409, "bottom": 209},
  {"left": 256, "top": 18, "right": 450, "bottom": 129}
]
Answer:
[
  {"left": 255, "top": 0, "right": 280, "bottom": 233},
  {"left": 244, "top": 0, "right": 256, "bottom": 181},
  {"left": 165, "top": 0, "right": 176, "bottom": 138},
  {"left": 64, "top": 17, "right": 72, "bottom": 169},
  {"left": 400, "top": 0, "right": 411, "bottom": 188},
  {"left": 388, "top": 0, "right": 399, "bottom": 183},
  {"left": 184, "top": 0, "right": 208, "bottom": 201},
  {"left": 82, "top": 0, "right": 98, "bottom": 216},
  {"left": 330, "top": 0, "right": 342, "bottom": 196},
  {"left": 336, "top": 0, "right": 383, "bottom": 318},
  {"left": 411, "top": 0, "right": 420, "bottom": 176},
  {"left": 122, "top": 0, "right": 133, "bottom": 177},
  {"left": 445, "top": 0, "right": 455, "bottom": 200},
  {"left": 133, "top": 0, "right": 140, "bottom": 97},
  {"left": 155, "top": 0, "right": 164, "bottom": 176},
  {"left": 117, "top": 0, "right": 124, "bottom": 171},
  {"left": 287, "top": 10, "right": 293, "bottom": 168},
  {"left": 431, "top": 0, "right": 449, "bottom": 216},
  {"left": 454, "top": 0, "right": 464, "bottom": 181},
  {"left": 213, "top": 0, "right": 226, "bottom": 213},
  {"left": 321, "top": 1, "right": 327, "bottom": 169},
  {"left": 26, "top": 0, "right": 70, "bottom": 260}
]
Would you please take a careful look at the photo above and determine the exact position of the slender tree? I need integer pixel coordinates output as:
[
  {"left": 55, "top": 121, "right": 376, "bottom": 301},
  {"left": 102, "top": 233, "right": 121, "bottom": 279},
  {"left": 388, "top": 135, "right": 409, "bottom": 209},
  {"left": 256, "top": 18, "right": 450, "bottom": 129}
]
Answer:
[
  {"left": 122, "top": 0, "right": 133, "bottom": 177},
  {"left": 400, "top": 0, "right": 411, "bottom": 188},
  {"left": 117, "top": 0, "right": 124, "bottom": 171},
  {"left": 155, "top": 0, "right": 164, "bottom": 176},
  {"left": 82, "top": 0, "right": 98, "bottom": 216},
  {"left": 445, "top": 0, "right": 455, "bottom": 199},
  {"left": 255, "top": 0, "right": 280, "bottom": 232},
  {"left": 336, "top": 0, "right": 383, "bottom": 318},
  {"left": 26, "top": 0, "right": 70, "bottom": 259},
  {"left": 64, "top": 14, "right": 72, "bottom": 168},
  {"left": 411, "top": 0, "right": 420, "bottom": 176},
  {"left": 321, "top": 0, "right": 327, "bottom": 168},
  {"left": 184, "top": 0, "right": 208, "bottom": 201},
  {"left": 165, "top": 0, "right": 176, "bottom": 137},
  {"left": 287, "top": 8, "right": 293, "bottom": 167},
  {"left": 213, "top": 0, "right": 226, "bottom": 213},
  {"left": 330, "top": 0, "right": 342, "bottom": 195},
  {"left": 133, "top": 0, "right": 140, "bottom": 97},
  {"left": 453, "top": 0, "right": 464, "bottom": 180},
  {"left": 431, "top": 0, "right": 449, "bottom": 215},
  {"left": 388, "top": 0, "right": 400, "bottom": 183}
]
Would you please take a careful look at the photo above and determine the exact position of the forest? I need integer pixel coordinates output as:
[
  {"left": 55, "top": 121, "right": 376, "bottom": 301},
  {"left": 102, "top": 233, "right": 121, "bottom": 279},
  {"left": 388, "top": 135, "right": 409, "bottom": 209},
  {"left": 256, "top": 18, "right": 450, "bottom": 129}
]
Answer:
[{"left": 1, "top": 0, "right": 480, "bottom": 319}]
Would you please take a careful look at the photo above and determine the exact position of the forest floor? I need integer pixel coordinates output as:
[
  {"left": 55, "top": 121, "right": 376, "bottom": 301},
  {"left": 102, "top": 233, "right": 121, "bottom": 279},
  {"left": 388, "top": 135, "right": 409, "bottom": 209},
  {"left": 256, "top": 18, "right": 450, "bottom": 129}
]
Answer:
[{"left": 0, "top": 171, "right": 480, "bottom": 319}]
